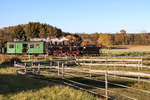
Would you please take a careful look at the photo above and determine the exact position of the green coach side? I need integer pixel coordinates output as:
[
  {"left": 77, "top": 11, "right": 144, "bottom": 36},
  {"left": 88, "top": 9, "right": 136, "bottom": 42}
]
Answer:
[
  {"left": 28, "top": 42, "right": 44, "bottom": 54},
  {"left": 7, "top": 42, "right": 23, "bottom": 54},
  {"left": 7, "top": 41, "right": 45, "bottom": 54}
]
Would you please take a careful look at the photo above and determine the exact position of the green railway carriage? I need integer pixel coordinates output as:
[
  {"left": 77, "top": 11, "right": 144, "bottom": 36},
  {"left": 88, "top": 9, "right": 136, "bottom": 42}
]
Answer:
[{"left": 7, "top": 41, "right": 45, "bottom": 54}]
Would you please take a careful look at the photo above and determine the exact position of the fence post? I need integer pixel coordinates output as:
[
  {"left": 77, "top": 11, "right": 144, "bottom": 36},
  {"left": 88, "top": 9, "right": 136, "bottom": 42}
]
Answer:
[
  {"left": 90, "top": 66, "right": 92, "bottom": 78},
  {"left": 28, "top": 55, "right": 31, "bottom": 61},
  {"left": 45, "top": 54, "right": 46, "bottom": 60},
  {"left": 138, "top": 61, "right": 140, "bottom": 71},
  {"left": 141, "top": 56, "right": 143, "bottom": 70},
  {"left": 113, "top": 64, "right": 115, "bottom": 79},
  {"left": 38, "top": 63, "right": 40, "bottom": 75},
  {"left": 105, "top": 56, "right": 108, "bottom": 67},
  {"left": 105, "top": 55, "right": 108, "bottom": 100},
  {"left": 49, "top": 60, "right": 51, "bottom": 67},
  {"left": 50, "top": 60, "right": 52, "bottom": 67},
  {"left": 32, "top": 63, "right": 35, "bottom": 74},
  {"left": 13, "top": 60, "right": 16, "bottom": 73},
  {"left": 138, "top": 61, "right": 140, "bottom": 83},
  {"left": 58, "top": 61, "right": 60, "bottom": 76},
  {"left": 31, "top": 62, "right": 33, "bottom": 73},
  {"left": 123, "top": 59, "right": 126, "bottom": 67},
  {"left": 51, "top": 61, "right": 53, "bottom": 67},
  {"left": 24, "top": 63, "right": 27, "bottom": 74},
  {"left": 14, "top": 60, "right": 16, "bottom": 67},
  {"left": 32, "top": 62, "right": 33, "bottom": 67},
  {"left": 105, "top": 71, "right": 108, "bottom": 100},
  {"left": 78, "top": 57, "right": 81, "bottom": 65},
  {"left": 62, "top": 63, "right": 64, "bottom": 79}
]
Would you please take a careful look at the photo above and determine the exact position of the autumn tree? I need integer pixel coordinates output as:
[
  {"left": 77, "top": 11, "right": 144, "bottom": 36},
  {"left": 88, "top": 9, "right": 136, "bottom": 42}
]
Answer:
[
  {"left": 12, "top": 25, "right": 26, "bottom": 40},
  {"left": 97, "top": 33, "right": 113, "bottom": 48},
  {"left": 24, "top": 22, "right": 62, "bottom": 39},
  {"left": 39, "top": 24, "right": 48, "bottom": 38},
  {"left": 120, "top": 29, "right": 126, "bottom": 34},
  {"left": 128, "top": 34, "right": 135, "bottom": 45},
  {"left": 25, "top": 22, "right": 41, "bottom": 39},
  {"left": 0, "top": 22, "right": 64, "bottom": 41}
]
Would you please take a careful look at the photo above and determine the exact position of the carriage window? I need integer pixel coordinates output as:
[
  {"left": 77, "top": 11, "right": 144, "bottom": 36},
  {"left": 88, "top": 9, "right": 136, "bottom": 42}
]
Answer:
[
  {"left": 36, "top": 44, "right": 40, "bottom": 48},
  {"left": 9, "top": 44, "right": 14, "bottom": 48},
  {"left": 30, "top": 44, "right": 34, "bottom": 48}
]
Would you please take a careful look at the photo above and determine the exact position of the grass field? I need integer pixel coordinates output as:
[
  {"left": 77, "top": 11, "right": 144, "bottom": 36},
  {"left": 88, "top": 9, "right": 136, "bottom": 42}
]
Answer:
[
  {"left": 0, "top": 63, "right": 100, "bottom": 100},
  {"left": 1, "top": 49, "right": 150, "bottom": 100},
  {"left": 42, "top": 67, "right": 150, "bottom": 100},
  {"left": 76, "top": 65, "right": 150, "bottom": 74},
  {"left": 101, "top": 45, "right": 150, "bottom": 56},
  {"left": 113, "top": 45, "right": 150, "bottom": 52}
]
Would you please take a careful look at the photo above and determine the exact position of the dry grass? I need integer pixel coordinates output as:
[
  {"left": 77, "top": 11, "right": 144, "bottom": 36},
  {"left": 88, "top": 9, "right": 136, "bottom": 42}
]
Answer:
[
  {"left": 113, "top": 45, "right": 150, "bottom": 52},
  {"left": 101, "top": 45, "right": 150, "bottom": 56},
  {"left": 0, "top": 54, "right": 22, "bottom": 64},
  {"left": 0, "top": 66, "right": 100, "bottom": 100}
]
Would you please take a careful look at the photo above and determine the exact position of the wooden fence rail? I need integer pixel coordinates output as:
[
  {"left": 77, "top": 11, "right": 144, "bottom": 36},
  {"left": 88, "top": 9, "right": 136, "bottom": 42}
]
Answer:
[{"left": 78, "top": 59, "right": 142, "bottom": 62}]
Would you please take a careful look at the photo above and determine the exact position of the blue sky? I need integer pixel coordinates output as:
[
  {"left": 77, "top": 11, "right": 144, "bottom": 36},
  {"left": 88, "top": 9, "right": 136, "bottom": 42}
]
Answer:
[{"left": 0, "top": 0, "right": 150, "bottom": 33}]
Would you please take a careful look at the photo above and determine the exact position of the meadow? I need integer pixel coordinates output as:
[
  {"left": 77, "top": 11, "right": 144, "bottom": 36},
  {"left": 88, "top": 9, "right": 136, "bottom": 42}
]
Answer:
[
  {"left": 101, "top": 45, "right": 150, "bottom": 56},
  {"left": 1, "top": 45, "right": 150, "bottom": 100},
  {"left": 0, "top": 57, "right": 100, "bottom": 100}
]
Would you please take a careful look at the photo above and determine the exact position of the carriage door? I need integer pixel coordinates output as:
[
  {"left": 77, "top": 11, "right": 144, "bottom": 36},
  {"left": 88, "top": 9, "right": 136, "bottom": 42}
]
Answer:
[
  {"left": 15, "top": 43, "right": 23, "bottom": 54},
  {"left": 22, "top": 43, "right": 28, "bottom": 54}
]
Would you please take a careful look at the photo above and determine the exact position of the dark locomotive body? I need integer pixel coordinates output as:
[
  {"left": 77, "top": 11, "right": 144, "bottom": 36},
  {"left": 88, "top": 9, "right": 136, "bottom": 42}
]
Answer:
[
  {"left": 47, "top": 39, "right": 82, "bottom": 56},
  {"left": 82, "top": 44, "right": 100, "bottom": 56}
]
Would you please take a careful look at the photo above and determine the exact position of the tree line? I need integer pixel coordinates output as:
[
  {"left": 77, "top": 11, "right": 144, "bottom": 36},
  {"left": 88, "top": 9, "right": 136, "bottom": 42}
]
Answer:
[
  {"left": 97, "top": 30, "right": 150, "bottom": 47},
  {"left": 0, "top": 22, "right": 63, "bottom": 42},
  {"left": 0, "top": 23, "right": 150, "bottom": 47},
  {"left": 78, "top": 30, "right": 150, "bottom": 47}
]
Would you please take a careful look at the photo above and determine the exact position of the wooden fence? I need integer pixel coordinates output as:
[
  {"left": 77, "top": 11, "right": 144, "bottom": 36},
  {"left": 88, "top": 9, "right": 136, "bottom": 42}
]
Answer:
[{"left": 14, "top": 58, "right": 150, "bottom": 100}]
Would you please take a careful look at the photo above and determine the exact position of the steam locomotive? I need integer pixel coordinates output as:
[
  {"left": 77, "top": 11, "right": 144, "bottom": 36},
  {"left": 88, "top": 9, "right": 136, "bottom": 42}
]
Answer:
[{"left": 0, "top": 37, "right": 100, "bottom": 56}]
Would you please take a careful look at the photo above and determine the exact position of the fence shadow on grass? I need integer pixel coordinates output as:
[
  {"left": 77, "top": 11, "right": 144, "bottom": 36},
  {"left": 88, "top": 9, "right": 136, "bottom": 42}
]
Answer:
[
  {"left": 0, "top": 57, "right": 21, "bottom": 68},
  {"left": 67, "top": 77, "right": 134, "bottom": 89},
  {"left": 0, "top": 73, "right": 61, "bottom": 95},
  {"left": 0, "top": 71, "right": 136, "bottom": 100},
  {"left": 45, "top": 69, "right": 135, "bottom": 89}
]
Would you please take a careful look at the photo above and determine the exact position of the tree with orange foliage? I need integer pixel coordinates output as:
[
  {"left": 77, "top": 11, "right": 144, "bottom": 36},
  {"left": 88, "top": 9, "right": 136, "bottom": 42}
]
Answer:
[{"left": 97, "top": 33, "right": 113, "bottom": 48}]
